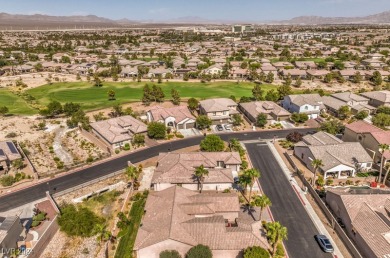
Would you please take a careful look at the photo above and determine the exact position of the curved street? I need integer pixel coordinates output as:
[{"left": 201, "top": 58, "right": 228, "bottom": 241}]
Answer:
[{"left": 0, "top": 128, "right": 313, "bottom": 212}]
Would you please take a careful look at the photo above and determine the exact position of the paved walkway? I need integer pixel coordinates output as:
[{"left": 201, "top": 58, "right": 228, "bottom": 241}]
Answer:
[{"left": 267, "top": 141, "right": 344, "bottom": 258}]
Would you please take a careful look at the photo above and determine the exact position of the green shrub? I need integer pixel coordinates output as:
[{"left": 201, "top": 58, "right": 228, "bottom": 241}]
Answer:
[
  {"left": 115, "top": 149, "right": 120, "bottom": 154},
  {"left": 243, "top": 246, "right": 270, "bottom": 258},
  {"left": 326, "top": 179, "right": 333, "bottom": 185},
  {"left": 31, "top": 220, "right": 41, "bottom": 227},
  {"left": 160, "top": 250, "right": 182, "bottom": 258},
  {"left": 123, "top": 143, "right": 131, "bottom": 151},
  {"left": 0, "top": 175, "right": 15, "bottom": 187},
  {"left": 185, "top": 244, "right": 212, "bottom": 258},
  {"left": 275, "top": 243, "right": 285, "bottom": 257}
]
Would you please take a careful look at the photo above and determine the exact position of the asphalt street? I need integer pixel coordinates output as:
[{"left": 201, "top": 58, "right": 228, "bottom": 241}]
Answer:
[
  {"left": 0, "top": 128, "right": 314, "bottom": 212},
  {"left": 245, "top": 142, "right": 332, "bottom": 258}
]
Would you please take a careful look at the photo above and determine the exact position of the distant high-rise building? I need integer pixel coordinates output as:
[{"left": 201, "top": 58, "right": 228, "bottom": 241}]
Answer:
[{"left": 232, "top": 24, "right": 254, "bottom": 33}]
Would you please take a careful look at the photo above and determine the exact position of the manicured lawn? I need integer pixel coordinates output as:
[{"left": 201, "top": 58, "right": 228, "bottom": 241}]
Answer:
[
  {"left": 0, "top": 89, "right": 36, "bottom": 115},
  {"left": 26, "top": 81, "right": 278, "bottom": 111}
]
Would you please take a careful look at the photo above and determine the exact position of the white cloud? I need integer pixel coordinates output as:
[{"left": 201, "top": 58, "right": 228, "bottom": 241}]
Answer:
[{"left": 71, "top": 11, "right": 90, "bottom": 16}]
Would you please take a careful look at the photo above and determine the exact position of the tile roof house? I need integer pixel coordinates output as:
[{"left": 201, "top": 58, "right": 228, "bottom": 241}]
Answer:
[
  {"left": 0, "top": 215, "right": 25, "bottom": 253},
  {"left": 343, "top": 121, "right": 390, "bottom": 166},
  {"left": 152, "top": 152, "right": 241, "bottom": 191},
  {"left": 294, "top": 131, "right": 373, "bottom": 179},
  {"left": 134, "top": 186, "right": 267, "bottom": 258},
  {"left": 360, "top": 90, "right": 390, "bottom": 107},
  {"left": 281, "top": 94, "right": 325, "bottom": 119},
  {"left": 330, "top": 92, "right": 376, "bottom": 114},
  {"left": 239, "top": 101, "right": 290, "bottom": 124},
  {"left": 90, "top": 116, "right": 147, "bottom": 150},
  {"left": 0, "top": 141, "right": 22, "bottom": 174},
  {"left": 199, "top": 98, "right": 239, "bottom": 125},
  {"left": 326, "top": 188, "right": 390, "bottom": 258},
  {"left": 146, "top": 105, "right": 196, "bottom": 130}
]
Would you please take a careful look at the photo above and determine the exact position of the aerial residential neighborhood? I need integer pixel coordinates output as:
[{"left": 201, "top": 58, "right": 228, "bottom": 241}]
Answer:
[{"left": 1, "top": 1, "right": 390, "bottom": 258}]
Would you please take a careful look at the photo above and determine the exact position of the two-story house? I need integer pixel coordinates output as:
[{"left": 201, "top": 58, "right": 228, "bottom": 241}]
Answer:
[
  {"left": 199, "top": 98, "right": 239, "bottom": 125},
  {"left": 360, "top": 90, "right": 390, "bottom": 108},
  {"left": 281, "top": 94, "right": 325, "bottom": 119}
]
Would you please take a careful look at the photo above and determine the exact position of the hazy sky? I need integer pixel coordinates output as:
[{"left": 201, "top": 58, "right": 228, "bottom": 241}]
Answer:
[{"left": 2, "top": 0, "right": 390, "bottom": 21}]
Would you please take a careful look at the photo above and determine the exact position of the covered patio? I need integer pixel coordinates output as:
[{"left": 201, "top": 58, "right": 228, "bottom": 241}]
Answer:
[{"left": 323, "top": 164, "right": 356, "bottom": 179}]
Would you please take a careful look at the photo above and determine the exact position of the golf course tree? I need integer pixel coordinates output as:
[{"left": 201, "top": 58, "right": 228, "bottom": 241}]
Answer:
[
  {"left": 147, "top": 121, "right": 167, "bottom": 139},
  {"left": 194, "top": 165, "right": 209, "bottom": 193},
  {"left": 66, "top": 109, "right": 90, "bottom": 130},
  {"left": 243, "top": 246, "right": 270, "bottom": 258},
  {"left": 196, "top": 115, "right": 212, "bottom": 130},
  {"left": 111, "top": 103, "right": 124, "bottom": 117},
  {"left": 159, "top": 250, "right": 181, "bottom": 258},
  {"left": 187, "top": 97, "right": 199, "bottom": 111},
  {"left": 264, "top": 221, "right": 288, "bottom": 256},
  {"left": 252, "top": 84, "right": 264, "bottom": 101},
  {"left": 107, "top": 90, "right": 116, "bottom": 101},
  {"left": 39, "top": 100, "right": 63, "bottom": 117},
  {"left": 142, "top": 84, "right": 165, "bottom": 105},
  {"left": 200, "top": 135, "right": 225, "bottom": 152},
  {"left": 63, "top": 102, "right": 81, "bottom": 117},
  {"left": 93, "top": 74, "right": 103, "bottom": 87},
  {"left": 171, "top": 88, "right": 181, "bottom": 105},
  {"left": 0, "top": 106, "right": 9, "bottom": 116},
  {"left": 277, "top": 84, "right": 292, "bottom": 100},
  {"left": 186, "top": 244, "right": 212, "bottom": 258},
  {"left": 256, "top": 113, "right": 268, "bottom": 127}
]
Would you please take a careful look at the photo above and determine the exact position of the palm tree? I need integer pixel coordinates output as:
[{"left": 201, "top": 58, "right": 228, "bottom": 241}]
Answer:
[
  {"left": 265, "top": 221, "right": 288, "bottom": 255},
  {"left": 251, "top": 194, "right": 272, "bottom": 221},
  {"left": 311, "top": 159, "right": 324, "bottom": 187},
  {"left": 125, "top": 165, "right": 141, "bottom": 188},
  {"left": 238, "top": 173, "right": 251, "bottom": 195},
  {"left": 93, "top": 223, "right": 111, "bottom": 242},
  {"left": 379, "top": 144, "right": 389, "bottom": 183},
  {"left": 244, "top": 168, "right": 261, "bottom": 201},
  {"left": 382, "top": 162, "right": 390, "bottom": 185},
  {"left": 194, "top": 165, "right": 209, "bottom": 193}
]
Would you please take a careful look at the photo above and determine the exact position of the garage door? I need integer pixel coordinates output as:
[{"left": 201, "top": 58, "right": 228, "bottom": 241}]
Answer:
[
  {"left": 185, "top": 122, "right": 195, "bottom": 129},
  {"left": 177, "top": 124, "right": 184, "bottom": 129}
]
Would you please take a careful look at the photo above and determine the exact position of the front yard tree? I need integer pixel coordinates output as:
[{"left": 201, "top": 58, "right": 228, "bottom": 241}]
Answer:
[
  {"left": 251, "top": 195, "right": 271, "bottom": 221},
  {"left": 353, "top": 71, "right": 362, "bottom": 84},
  {"left": 295, "top": 77, "right": 302, "bottom": 87},
  {"left": 243, "top": 246, "right": 270, "bottom": 258},
  {"left": 265, "top": 222, "right": 288, "bottom": 256},
  {"left": 354, "top": 110, "right": 368, "bottom": 120},
  {"left": 372, "top": 113, "right": 390, "bottom": 128},
  {"left": 311, "top": 159, "right": 324, "bottom": 187},
  {"left": 338, "top": 105, "right": 350, "bottom": 120},
  {"left": 200, "top": 135, "right": 225, "bottom": 152},
  {"left": 265, "top": 71, "right": 274, "bottom": 83},
  {"left": 319, "top": 119, "right": 345, "bottom": 135},
  {"left": 277, "top": 84, "right": 292, "bottom": 100},
  {"left": 232, "top": 114, "right": 243, "bottom": 126},
  {"left": 194, "top": 165, "right": 209, "bottom": 193},
  {"left": 286, "top": 131, "right": 303, "bottom": 143},
  {"left": 0, "top": 106, "right": 9, "bottom": 116},
  {"left": 372, "top": 71, "right": 383, "bottom": 86},
  {"left": 112, "top": 103, "right": 123, "bottom": 117},
  {"left": 160, "top": 250, "right": 182, "bottom": 258},
  {"left": 187, "top": 97, "right": 199, "bottom": 111},
  {"left": 379, "top": 144, "right": 390, "bottom": 183},
  {"left": 264, "top": 89, "right": 280, "bottom": 102},
  {"left": 147, "top": 122, "right": 166, "bottom": 139},
  {"left": 291, "top": 113, "right": 308, "bottom": 124},
  {"left": 284, "top": 74, "right": 292, "bottom": 87},
  {"left": 256, "top": 113, "right": 268, "bottom": 127},
  {"left": 186, "top": 244, "right": 212, "bottom": 258},
  {"left": 107, "top": 90, "right": 116, "bottom": 101},
  {"left": 196, "top": 115, "right": 212, "bottom": 130},
  {"left": 171, "top": 88, "right": 181, "bottom": 105},
  {"left": 252, "top": 84, "right": 264, "bottom": 100}
]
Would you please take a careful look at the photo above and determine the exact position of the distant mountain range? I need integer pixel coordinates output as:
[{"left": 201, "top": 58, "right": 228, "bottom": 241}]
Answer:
[{"left": 0, "top": 10, "right": 390, "bottom": 29}]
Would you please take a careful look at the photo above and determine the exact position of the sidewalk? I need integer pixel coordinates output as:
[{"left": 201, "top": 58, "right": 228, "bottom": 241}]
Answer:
[{"left": 267, "top": 141, "right": 344, "bottom": 258}]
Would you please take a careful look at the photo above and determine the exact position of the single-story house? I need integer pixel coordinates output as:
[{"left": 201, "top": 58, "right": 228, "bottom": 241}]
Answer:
[
  {"left": 294, "top": 131, "right": 373, "bottom": 179},
  {"left": 90, "top": 116, "right": 147, "bottom": 150},
  {"left": 0, "top": 141, "right": 22, "bottom": 174},
  {"left": 146, "top": 105, "right": 196, "bottom": 130},
  {"left": 152, "top": 152, "right": 242, "bottom": 191},
  {"left": 239, "top": 101, "right": 290, "bottom": 123}
]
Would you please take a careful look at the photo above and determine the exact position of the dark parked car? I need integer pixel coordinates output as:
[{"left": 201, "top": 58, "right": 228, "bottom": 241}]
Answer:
[
  {"left": 216, "top": 124, "right": 223, "bottom": 131},
  {"left": 314, "top": 234, "right": 334, "bottom": 253}
]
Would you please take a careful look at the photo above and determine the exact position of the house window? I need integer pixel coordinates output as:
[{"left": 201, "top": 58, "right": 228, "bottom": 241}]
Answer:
[
  {"left": 301, "top": 153, "right": 304, "bottom": 159},
  {"left": 217, "top": 161, "right": 225, "bottom": 168},
  {"left": 213, "top": 112, "right": 216, "bottom": 116},
  {"left": 358, "top": 135, "right": 362, "bottom": 141},
  {"left": 305, "top": 106, "right": 308, "bottom": 110}
]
